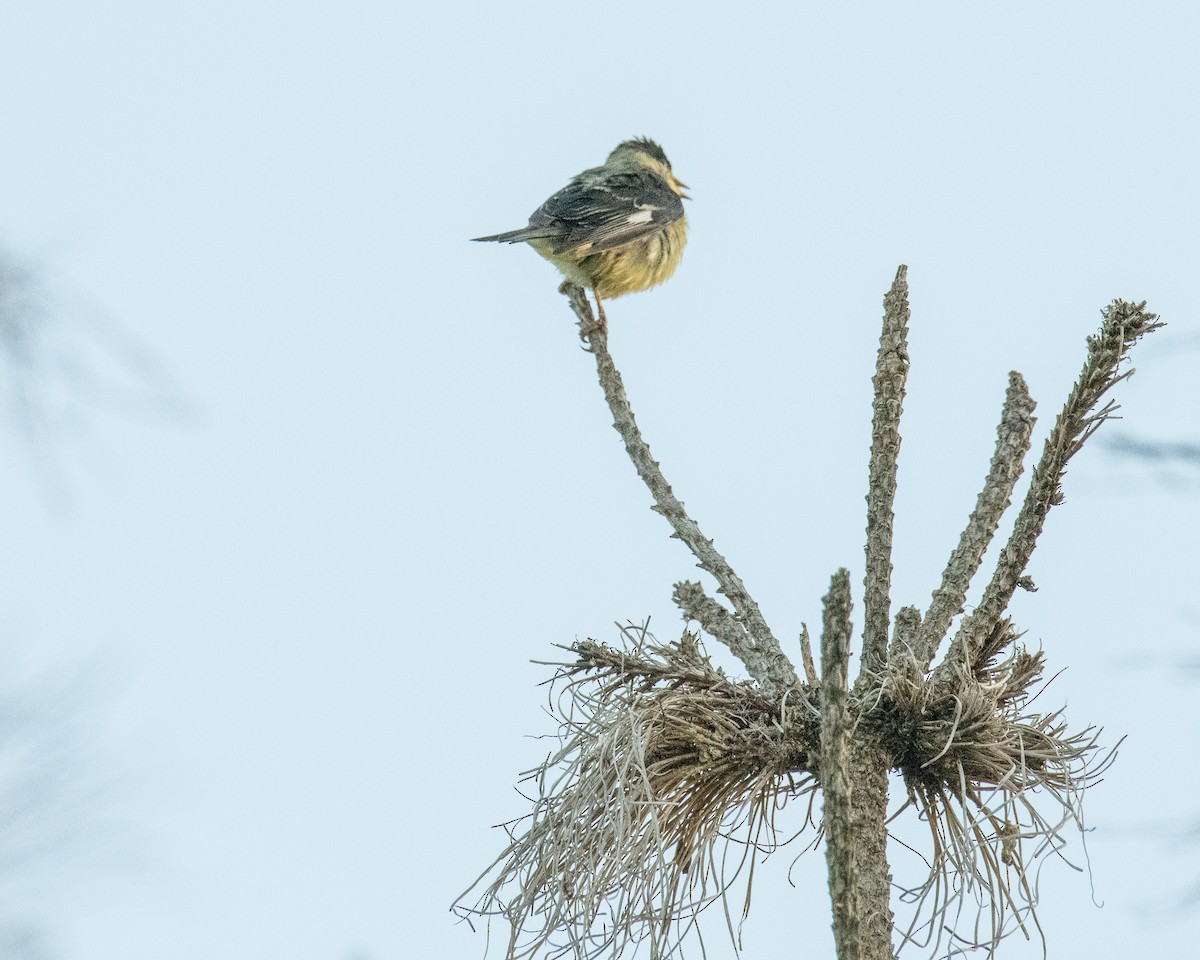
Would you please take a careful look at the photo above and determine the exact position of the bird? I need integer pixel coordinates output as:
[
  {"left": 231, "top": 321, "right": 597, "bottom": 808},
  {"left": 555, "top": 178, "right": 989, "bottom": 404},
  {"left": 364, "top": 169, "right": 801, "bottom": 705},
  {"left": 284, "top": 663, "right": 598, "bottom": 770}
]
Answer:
[{"left": 472, "top": 138, "right": 689, "bottom": 323}]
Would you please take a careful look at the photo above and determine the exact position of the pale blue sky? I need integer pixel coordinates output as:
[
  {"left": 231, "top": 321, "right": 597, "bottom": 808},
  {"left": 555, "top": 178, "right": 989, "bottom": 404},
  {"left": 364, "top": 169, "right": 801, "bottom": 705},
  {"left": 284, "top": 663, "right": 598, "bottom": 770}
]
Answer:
[{"left": 2, "top": 2, "right": 1198, "bottom": 958}]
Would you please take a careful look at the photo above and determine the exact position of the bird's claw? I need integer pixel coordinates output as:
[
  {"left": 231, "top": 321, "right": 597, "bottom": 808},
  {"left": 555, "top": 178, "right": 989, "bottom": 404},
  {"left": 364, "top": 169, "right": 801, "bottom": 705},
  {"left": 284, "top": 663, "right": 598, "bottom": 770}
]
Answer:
[{"left": 578, "top": 316, "right": 604, "bottom": 352}]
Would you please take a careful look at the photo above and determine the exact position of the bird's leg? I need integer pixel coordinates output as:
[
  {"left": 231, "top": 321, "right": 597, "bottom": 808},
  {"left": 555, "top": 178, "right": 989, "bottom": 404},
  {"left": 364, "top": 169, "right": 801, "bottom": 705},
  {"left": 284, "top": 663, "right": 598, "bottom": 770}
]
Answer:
[
  {"left": 577, "top": 293, "right": 607, "bottom": 352},
  {"left": 594, "top": 292, "right": 608, "bottom": 328},
  {"left": 562, "top": 282, "right": 606, "bottom": 350}
]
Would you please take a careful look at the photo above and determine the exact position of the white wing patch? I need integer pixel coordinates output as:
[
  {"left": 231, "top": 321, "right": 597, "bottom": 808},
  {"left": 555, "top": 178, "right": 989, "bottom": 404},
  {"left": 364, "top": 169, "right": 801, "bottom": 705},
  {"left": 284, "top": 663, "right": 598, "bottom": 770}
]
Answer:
[{"left": 625, "top": 206, "right": 657, "bottom": 225}]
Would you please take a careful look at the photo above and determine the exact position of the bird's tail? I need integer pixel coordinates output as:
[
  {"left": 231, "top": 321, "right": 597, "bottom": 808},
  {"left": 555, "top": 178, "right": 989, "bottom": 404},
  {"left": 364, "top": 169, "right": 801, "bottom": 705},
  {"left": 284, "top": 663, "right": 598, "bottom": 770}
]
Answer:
[{"left": 471, "top": 226, "right": 555, "bottom": 244}]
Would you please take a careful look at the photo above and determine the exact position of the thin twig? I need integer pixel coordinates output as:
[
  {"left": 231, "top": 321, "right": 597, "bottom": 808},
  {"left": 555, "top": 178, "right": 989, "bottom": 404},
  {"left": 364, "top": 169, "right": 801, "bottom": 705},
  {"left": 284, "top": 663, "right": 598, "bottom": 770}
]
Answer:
[
  {"left": 861, "top": 265, "right": 910, "bottom": 679},
  {"left": 563, "top": 283, "right": 796, "bottom": 694},
  {"left": 916, "top": 372, "right": 1036, "bottom": 669}
]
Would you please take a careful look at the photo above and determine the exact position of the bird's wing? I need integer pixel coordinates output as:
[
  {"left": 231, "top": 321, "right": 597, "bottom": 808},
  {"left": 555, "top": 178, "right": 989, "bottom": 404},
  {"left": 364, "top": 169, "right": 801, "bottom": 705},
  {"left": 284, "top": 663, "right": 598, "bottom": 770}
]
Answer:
[{"left": 529, "top": 171, "right": 685, "bottom": 255}]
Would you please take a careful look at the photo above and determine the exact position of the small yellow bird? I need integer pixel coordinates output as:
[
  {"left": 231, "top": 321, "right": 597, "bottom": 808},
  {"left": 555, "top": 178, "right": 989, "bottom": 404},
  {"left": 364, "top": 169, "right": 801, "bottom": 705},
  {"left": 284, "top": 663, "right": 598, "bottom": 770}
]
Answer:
[{"left": 473, "top": 138, "right": 689, "bottom": 318}]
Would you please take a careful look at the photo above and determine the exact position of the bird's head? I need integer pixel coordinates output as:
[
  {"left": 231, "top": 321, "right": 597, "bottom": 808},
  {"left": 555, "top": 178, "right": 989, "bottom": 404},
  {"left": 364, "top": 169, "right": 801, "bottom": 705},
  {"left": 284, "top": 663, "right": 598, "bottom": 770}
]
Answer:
[{"left": 608, "top": 137, "right": 690, "bottom": 199}]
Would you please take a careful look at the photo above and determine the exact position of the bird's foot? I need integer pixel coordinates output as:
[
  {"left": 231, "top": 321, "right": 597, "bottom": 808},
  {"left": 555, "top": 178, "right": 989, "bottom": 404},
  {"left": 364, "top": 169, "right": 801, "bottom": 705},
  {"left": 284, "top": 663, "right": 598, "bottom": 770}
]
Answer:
[{"left": 575, "top": 292, "right": 607, "bottom": 352}]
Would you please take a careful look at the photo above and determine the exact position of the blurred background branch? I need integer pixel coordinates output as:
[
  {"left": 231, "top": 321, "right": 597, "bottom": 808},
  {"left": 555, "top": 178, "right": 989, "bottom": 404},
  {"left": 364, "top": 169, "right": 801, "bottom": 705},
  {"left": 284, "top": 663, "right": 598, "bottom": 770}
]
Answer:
[{"left": 0, "top": 246, "right": 186, "bottom": 454}]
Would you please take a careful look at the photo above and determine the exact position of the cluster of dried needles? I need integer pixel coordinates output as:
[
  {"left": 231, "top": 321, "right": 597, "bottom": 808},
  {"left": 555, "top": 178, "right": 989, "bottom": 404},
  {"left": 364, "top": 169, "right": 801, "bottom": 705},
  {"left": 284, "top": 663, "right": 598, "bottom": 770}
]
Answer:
[
  {"left": 457, "top": 624, "right": 818, "bottom": 959},
  {"left": 454, "top": 271, "right": 1160, "bottom": 960}
]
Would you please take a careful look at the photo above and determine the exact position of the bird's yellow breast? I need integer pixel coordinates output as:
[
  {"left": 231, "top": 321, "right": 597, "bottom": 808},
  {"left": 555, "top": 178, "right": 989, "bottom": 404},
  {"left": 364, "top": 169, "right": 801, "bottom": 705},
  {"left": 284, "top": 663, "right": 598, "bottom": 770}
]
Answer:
[{"left": 531, "top": 218, "right": 688, "bottom": 300}]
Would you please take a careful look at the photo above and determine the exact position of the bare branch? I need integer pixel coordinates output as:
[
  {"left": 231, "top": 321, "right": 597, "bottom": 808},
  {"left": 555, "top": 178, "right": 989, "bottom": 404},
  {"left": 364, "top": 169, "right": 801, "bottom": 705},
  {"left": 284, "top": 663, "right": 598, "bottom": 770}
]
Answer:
[
  {"left": 942, "top": 300, "right": 1162, "bottom": 673},
  {"left": 820, "top": 569, "right": 859, "bottom": 960},
  {"left": 563, "top": 284, "right": 796, "bottom": 695},
  {"left": 672, "top": 580, "right": 751, "bottom": 649},
  {"left": 861, "top": 265, "right": 910, "bottom": 679},
  {"left": 916, "top": 372, "right": 1036, "bottom": 668},
  {"left": 673, "top": 580, "right": 800, "bottom": 690},
  {"left": 799, "top": 623, "right": 819, "bottom": 687},
  {"left": 887, "top": 604, "right": 922, "bottom": 668}
]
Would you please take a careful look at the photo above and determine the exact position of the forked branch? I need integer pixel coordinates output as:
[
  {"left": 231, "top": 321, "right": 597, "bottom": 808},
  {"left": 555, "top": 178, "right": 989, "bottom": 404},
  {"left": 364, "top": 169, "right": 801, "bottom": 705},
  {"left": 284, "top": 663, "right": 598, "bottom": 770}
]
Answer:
[{"left": 940, "top": 300, "right": 1162, "bottom": 675}]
